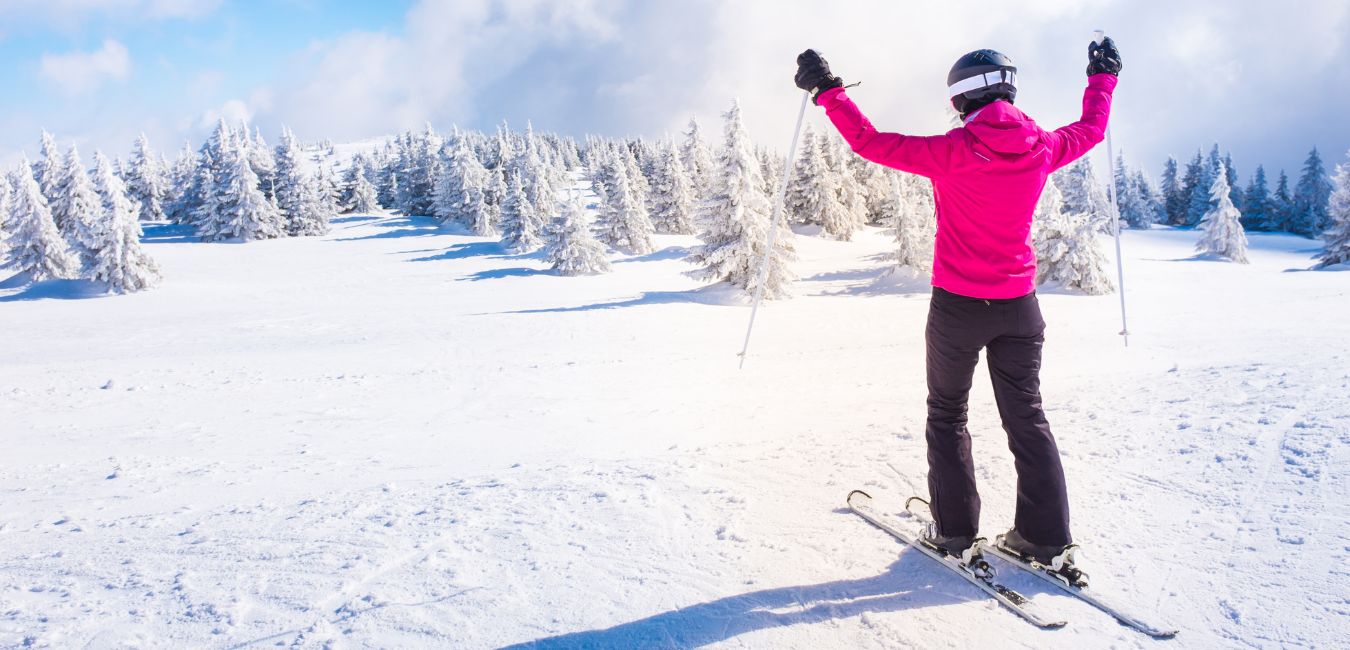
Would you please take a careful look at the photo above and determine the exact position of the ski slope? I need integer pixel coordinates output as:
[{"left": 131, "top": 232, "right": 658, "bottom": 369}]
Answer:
[{"left": 1, "top": 210, "right": 1347, "bottom": 648}]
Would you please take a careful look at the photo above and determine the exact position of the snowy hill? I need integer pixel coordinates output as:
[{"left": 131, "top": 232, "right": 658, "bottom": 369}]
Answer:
[{"left": 1, "top": 216, "right": 1346, "bottom": 648}]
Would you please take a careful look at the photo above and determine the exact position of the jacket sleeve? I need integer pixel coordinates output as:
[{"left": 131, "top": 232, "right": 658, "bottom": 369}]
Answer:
[
  {"left": 1047, "top": 73, "right": 1117, "bottom": 171},
  {"left": 818, "top": 87, "right": 954, "bottom": 178}
]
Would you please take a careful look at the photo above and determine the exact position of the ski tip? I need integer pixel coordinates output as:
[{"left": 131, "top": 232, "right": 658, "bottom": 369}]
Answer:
[{"left": 846, "top": 489, "right": 873, "bottom": 505}]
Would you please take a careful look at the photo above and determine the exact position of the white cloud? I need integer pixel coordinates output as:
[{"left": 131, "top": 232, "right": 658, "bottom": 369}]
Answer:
[{"left": 39, "top": 39, "right": 131, "bottom": 95}]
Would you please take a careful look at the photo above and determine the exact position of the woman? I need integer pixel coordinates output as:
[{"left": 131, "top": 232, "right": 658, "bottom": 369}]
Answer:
[{"left": 794, "top": 39, "right": 1122, "bottom": 569}]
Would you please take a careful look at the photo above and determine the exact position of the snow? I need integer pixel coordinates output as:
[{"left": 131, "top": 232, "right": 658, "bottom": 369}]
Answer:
[{"left": 2, "top": 203, "right": 1348, "bottom": 647}]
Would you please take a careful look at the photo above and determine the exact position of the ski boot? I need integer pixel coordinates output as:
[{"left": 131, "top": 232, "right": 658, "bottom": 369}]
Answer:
[
  {"left": 921, "top": 523, "right": 995, "bottom": 577},
  {"left": 997, "top": 529, "right": 1089, "bottom": 588}
]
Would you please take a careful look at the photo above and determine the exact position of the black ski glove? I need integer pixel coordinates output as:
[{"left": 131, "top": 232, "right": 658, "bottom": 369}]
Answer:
[
  {"left": 1087, "top": 37, "right": 1122, "bottom": 76},
  {"left": 795, "top": 49, "right": 845, "bottom": 104}
]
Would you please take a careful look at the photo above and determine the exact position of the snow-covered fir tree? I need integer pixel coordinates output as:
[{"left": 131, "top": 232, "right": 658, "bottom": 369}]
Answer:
[
  {"left": 595, "top": 155, "right": 655, "bottom": 254},
  {"left": 1293, "top": 147, "right": 1333, "bottom": 237},
  {"left": 434, "top": 134, "right": 494, "bottom": 234},
  {"left": 348, "top": 159, "right": 381, "bottom": 214},
  {"left": 1268, "top": 170, "right": 1295, "bottom": 232},
  {"left": 544, "top": 194, "right": 610, "bottom": 276},
  {"left": 853, "top": 153, "right": 894, "bottom": 225},
  {"left": 888, "top": 173, "right": 935, "bottom": 273},
  {"left": 165, "top": 144, "right": 199, "bottom": 224},
  {"left": 1033, "top": 180, "right": 1114, "bottom": 294},
  {"left": 1134, "top": 170, "right": 1166, "bottom": 226},
  {"left": 681, "top": 117, "right": 715, "bottom": 200},
  {"left": 647, "top": 142, "right": 696, "bottom": 234},
  {"left": 0, "top": 178, "right": 11, "bottom": 262},
  {"left": 5, "top": 162, "right": 78, "bottom": 281},
  {"left": 1242, "top": 165, "right": 1271, "bottom": 231},
  {"left": 499, "top": 172, "right": 546, "bottom": 252},
  {"left": 688, "top": 100, "right": 796, "bottom": 298},
  {"left": 824, "top": 135, "right": 866, "bottom": 240},
  {"left": 48, "top": 146, "right": 104, "bottom": 270},
  {"left": 1160, "top": 156, "right": 1185, "bottom": 225},
  {"left": 1317, "top": 150, "right": 1350, "bottom": 268},
  {"left": 33, "top": 131, "right": 63, "bottom": 205},
  {"left": 89, "top": 151, "right": 161, "bottom": 292},
  {"left": 786, "top": 129, "right": 851, "bottom": 235},
  {"left": 273, "top": 127, "right": 328, "bottom": 236},
  {"left": 1195, "top": 162, "right": 1249, "bottom": 263},
  {"left": 197, "top": 139, "right": 283, "bottom": 242},
  {"left": 125, "top": 134, "right": 167, "bottom": 222},
  {"left": 1182, "top": 150, "right": 1213, "bottom": 227},
  {"left": 1114, "top": 155, "right": 1151, "bottom": 228},
  {"left": 1054, "top": 157, "right": 1111, "bottom": 232}
]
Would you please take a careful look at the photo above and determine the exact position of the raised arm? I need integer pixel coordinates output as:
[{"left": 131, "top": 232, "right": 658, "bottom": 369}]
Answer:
[
  {"left": 817, "top": 87, "right": 955, "bottom": 178},
  {"left": 1048, "top": 37, "right": 1123, "bottom": 171},
  {"left": 1047, "top": 73, "right": 1118, "bottom": 171}
]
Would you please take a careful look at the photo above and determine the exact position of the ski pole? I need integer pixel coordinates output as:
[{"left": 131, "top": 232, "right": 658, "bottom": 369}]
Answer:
[
  {"left": 738, "top": 90, "right": 811, "bottom": 369},
  {"left": 1096, "top": 29, "right": 1131, "bottom": 347}
]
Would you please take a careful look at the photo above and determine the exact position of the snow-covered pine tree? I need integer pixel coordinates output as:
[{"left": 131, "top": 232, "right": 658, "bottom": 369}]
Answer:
[
  {"left": 1293, "top": 147, "right": 1333, "bottom": 237},
  {"left": 0, "top": 178, "right": 11, "bottom": 262},
  {"left": 5, "top": 162, "right": 78, "bottom": 281},
  {"left": 1242, "top": 165, "right": 1271, "bottom": 231},
  {"left": 1222, "top": 152, "right": 1242, "bottom": 211},
  {"left": 647, "top": 142, "right": 696, "bottom": 234},
  {"left": 595, "top": 155, "right": 655, "bottom": 254},
  {"left": 34, "top": 131, "right": 63, "bottom": 205},
  {"left": 1055, "top": 157, "right": 1111, "bottom": 232},
  {"left": 248, "top": 128, "right": 277, "bottom": 200},
  {"left": 620, "top": 145, "right": 650, "bottom": 215},
  {"left": 784, "top": 123, "right": 818, "bottom": 226},
  {"left": 89, "top": 151, "right": 161, "bottom": 292},
  {"left": 1160, "top": 156, "right": 1185, "bottom": 225},
  {"left": 688, "top": 100, "right": 796, "bottom": 298},
  {"left": 1183, "top": 150, "right": 1213, "bottom": 226},
  {"left": 197, "top": 139, "right": 283, "bottom": 242},
  {"left": 889, "top": 173, "right": 935, "bottom": 273},
  {"left": 48, "top": 146, "right": 104, "bottom": 270},
  {"left": 1317, "top": 150, "right": 1350, "bottom": 268},
  {"left": 434, "top": 134, "right": 494, "bottom": 233},
  {"left": 1134, "top": 170, "right": 1165, "bottom": 226},
  {"left": 165, "top": 144, "right": 199, "bottom": 224},
  {"left": 825, "top": 135, "right": 866, "bottom": 240},
  {"left": 682, "top": 117, "right": 715, "bottom": 200},
  {"left": 1033, "top": 180, "right": 1114, "bottom": 294},
  {"left": 851, "top": 152, "right": 893, "bottom": 225},
  {"left": 499, "top": 172, "right": 545, "bottom": 252},
  {"left": 1195, "top": 162, "right": 1249, "bottom": 262},
  {"left": 348, "top": 158, "right": 381, "bottom": 214},
  {"left": 787, "top": 130, "right": 850, "bottom": 233},
  {"left": 125, "top": 134, "right": 167, "bottom": 222},
  {"left": 545, "top": 194, "right": 610, "bottom": 276},
  {"left": 315, "top": 162, "right": 341, "bottom": 221},
  {"left": 1268, "top": 170, "right": 1295, "bottom": 232},
  {"left": 273, "top": 126, "right": 327, "bottom": 236}
]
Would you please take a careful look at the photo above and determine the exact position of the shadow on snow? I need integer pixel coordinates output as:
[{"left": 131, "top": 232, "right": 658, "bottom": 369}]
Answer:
[
  {"left": 612, "top": 246, "right": 691, "bottom": 264},
  {"left": 334, "top": 215, "right": 451, "bottom": 241},
  {"left": 0, "top": 274, "right": 110, "bottom": 302},
  {"left": 140, "top": 222, "right": 199, "bottom": 244},
  {"left": 499, "top": 550, "right": 986, "bottom": 649},
  {"left": 491, "top": 288, "right": 737, "bottom": 314}
]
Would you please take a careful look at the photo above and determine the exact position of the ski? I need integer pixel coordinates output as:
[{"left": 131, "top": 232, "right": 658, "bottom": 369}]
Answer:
[
  {"left": 902, "top": 497, "right": 1178, "bottom": 639},
  {"left": 846, "top": 490, "right": 1066, "bottom": 629}
]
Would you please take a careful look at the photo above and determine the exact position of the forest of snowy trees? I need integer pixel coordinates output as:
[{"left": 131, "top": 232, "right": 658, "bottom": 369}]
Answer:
[{"left": 3, "top": 108, "right": 1350, "bottom": 299}]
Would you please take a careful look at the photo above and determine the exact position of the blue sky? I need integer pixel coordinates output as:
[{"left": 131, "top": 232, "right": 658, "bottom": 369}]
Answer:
[{"left": 3, "top": 0, "right": 1349, "bottom": 184}]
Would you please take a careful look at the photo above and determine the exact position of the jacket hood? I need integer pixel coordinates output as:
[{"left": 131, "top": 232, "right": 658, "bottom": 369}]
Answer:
[{"left": 963, "top": 101, "right": 1040, "bottom": 155}]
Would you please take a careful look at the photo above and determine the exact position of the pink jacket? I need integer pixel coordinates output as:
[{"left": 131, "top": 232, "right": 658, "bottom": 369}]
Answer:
[{"left": 819, "top": 74, "right": 1118, "bottom": 299}]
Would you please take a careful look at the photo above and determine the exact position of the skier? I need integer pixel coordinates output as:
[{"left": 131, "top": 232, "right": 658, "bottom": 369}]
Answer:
[{"left": 796, "top": 40, "right": 1122, "bottom": 566}]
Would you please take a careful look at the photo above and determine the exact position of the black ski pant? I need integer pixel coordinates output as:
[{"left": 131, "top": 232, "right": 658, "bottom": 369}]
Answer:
[{"left": 924, "top": 286, "right": 1071, "bottom": 546}]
